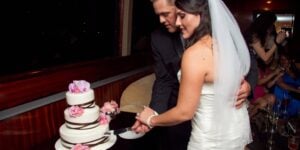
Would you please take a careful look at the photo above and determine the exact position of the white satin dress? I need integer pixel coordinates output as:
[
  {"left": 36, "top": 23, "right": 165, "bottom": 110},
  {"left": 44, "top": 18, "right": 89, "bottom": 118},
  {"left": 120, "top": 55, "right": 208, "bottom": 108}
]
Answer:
[{"left": 178, "top": 71, "right": 252, "bottom": 150}]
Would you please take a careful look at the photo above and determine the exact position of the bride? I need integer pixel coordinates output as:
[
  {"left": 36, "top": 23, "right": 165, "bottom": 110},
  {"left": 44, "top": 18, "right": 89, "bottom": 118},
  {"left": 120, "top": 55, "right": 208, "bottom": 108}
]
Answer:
[{"left": 132, "top": 0, "right": 252, "bottom": 149}]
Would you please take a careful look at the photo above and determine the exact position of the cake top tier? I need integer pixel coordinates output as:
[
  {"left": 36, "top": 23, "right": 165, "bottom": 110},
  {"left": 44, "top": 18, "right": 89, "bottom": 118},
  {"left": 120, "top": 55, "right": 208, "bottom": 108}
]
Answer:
[
  {"left": 66, "top": 80, "right": 94, "bottom": 105},
  {"left": 69, "top": 80, "right": 91, "bottom": 93}
]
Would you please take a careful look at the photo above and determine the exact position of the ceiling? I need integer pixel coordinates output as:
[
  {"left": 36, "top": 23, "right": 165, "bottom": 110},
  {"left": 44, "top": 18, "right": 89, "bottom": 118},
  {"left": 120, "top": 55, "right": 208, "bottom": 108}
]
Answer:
[{"left": 224, "top": 0, "right": 297, "bottom": 13}]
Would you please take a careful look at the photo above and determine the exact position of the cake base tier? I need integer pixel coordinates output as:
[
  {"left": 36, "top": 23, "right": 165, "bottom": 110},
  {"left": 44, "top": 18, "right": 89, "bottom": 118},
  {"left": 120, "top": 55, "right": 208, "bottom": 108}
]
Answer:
[
  {"left": 59, "top": 123, "right": 109, "bottom": 143},
  {"left": 55, "top": 134, "right": 117, "bottom": 150}
]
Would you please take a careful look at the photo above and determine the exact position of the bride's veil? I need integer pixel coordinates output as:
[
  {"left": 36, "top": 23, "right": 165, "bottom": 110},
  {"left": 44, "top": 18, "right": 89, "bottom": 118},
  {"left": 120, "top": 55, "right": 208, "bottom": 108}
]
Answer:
[{"left": 208, "top": 0, "right": 251, "bottom": 145}]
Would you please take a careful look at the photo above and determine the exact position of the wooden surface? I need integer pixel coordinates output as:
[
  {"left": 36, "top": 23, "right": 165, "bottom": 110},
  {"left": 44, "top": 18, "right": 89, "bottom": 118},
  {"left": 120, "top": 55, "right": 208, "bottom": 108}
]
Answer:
[{"left": 0, "top": 53, "right": 153, "bottom": 110}]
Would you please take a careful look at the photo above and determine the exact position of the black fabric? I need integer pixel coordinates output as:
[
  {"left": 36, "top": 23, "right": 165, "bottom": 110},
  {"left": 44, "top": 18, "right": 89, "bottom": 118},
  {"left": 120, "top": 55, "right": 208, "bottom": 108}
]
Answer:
[
  {"left": 149, "top": 27, "right": 184, "bottom": 113},
  {"left": 246, "top": 49, "right": 259, "bottom": 100},
  {"left": 149, "top": 27, "right": 191, "bottom": 150}
]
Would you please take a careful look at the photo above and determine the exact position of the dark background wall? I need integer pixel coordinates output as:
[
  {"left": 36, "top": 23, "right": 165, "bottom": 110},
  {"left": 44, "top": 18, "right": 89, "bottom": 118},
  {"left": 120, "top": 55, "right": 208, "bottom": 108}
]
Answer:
[
  {"left": 131, "top": 0, "right": 158, "bottom": 54},
  {"left": 2, "top": 0, "right": 118, "bottom": 76},
  {"left": 1, "top": 0, "right": 298, "bottom": 76}
]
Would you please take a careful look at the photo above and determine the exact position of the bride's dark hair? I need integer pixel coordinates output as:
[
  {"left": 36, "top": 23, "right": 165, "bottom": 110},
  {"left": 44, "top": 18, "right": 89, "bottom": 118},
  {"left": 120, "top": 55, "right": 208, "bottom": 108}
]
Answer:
[{"left": 175, "top": 0, "right": 211, "bottom": 48}]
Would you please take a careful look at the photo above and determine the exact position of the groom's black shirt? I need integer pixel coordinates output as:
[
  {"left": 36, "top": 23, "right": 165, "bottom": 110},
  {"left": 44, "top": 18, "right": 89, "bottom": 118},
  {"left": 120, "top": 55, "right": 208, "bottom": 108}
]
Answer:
[
  {"left": 150, "top": 27, "right": 184, "bottom": 113},
  {"left": 148, "top": 26, "right": 191, "bottom": 150}
]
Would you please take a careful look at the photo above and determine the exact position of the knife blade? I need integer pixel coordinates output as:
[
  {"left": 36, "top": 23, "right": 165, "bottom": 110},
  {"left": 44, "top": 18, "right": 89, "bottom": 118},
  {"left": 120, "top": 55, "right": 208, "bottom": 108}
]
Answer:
[{"left": 111, "top": 127, "right": 132, "bottom": 135}]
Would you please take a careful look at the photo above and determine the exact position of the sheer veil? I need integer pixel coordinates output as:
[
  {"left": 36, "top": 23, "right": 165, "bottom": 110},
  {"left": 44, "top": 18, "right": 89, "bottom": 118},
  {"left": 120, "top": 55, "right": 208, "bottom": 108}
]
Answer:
[{"left": 208, "top": 0, "right": 251, "bottom": 146}]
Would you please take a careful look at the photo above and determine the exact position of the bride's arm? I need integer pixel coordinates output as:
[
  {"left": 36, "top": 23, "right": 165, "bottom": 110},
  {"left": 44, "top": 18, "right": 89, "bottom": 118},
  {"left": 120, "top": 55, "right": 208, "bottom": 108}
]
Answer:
[{"left": 140, "top": 44, "right": 213, "bottom": 127}]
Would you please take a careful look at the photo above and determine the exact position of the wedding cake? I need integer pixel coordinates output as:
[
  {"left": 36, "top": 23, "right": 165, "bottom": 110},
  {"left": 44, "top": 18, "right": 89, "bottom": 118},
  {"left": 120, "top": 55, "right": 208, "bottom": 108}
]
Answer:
[{"left": 55, "top": 80, "right": 119, "bottom": 150}]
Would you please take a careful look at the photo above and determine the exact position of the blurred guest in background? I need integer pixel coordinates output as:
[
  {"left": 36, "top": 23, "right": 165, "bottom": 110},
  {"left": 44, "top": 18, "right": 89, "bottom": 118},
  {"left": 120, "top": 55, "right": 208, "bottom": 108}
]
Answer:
[
  {"left": 245, "top": 12, "right": 286, "bottom": 98},
  {"left": 273, "top": 52, "right": 300, "bottom": 118},
  {"left": 248, "top": 58, "right": 284, "bottom": 118}
]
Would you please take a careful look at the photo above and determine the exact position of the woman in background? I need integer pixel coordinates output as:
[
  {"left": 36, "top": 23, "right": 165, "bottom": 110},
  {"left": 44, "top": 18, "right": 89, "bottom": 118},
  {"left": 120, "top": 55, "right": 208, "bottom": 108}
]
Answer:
[
  {"left": 245, "top": 12, "right": 286, "bottom": 98},
  {"left": 249, "top": 58, "right": 284, "bottom": 118}
]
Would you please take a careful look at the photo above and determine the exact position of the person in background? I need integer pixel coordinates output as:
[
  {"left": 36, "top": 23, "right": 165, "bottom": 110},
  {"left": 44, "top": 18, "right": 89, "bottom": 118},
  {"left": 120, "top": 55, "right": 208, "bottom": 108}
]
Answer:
[
  {"left": 273, "top": 52, "right": 300, "bottom": 118},
  {"left": 245, "top": 12, "right": 286, "bottom": 99},
  {"left": 133, "top": 0, "right": 252, "bottom": 149},
  {"left": 248, "top": 58, "right": 284, "bottom": 118},
  {"left": 133, "top": 0, "right": 251, "bottom": 149}
]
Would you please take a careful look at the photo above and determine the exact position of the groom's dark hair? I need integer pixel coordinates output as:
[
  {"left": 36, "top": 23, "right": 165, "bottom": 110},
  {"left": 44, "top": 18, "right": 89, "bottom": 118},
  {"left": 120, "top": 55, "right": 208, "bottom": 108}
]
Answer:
[{"left": 150, "top": 0, "right": 175, "bottom": 5}]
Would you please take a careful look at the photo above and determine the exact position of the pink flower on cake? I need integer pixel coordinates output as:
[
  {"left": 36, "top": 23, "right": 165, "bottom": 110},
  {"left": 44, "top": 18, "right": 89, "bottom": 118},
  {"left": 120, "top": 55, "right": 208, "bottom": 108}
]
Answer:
[
  {"left": 69, "top": 106, "right": 84, "bottom": 117},
  {"left": 71, "top": 144, "right": 90, "bottom": 150},
  {"left": 69, "top": 80, "right": 91, "bottom": 93},
  {"left": 98, "top": 113, "right": 110, "bottom": 125},
  {"left": 101, "top": 100, "right": 120, "bottom": 114}
]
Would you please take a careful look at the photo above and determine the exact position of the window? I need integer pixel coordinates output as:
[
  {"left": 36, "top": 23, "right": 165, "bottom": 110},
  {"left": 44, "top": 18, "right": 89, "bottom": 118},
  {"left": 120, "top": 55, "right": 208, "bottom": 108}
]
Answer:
[
  {"left": 131, "top": 0, "right": 159, "bottom": 54},
  {"left": 1, "top": 0, "right": 118, "bottom": 76}
]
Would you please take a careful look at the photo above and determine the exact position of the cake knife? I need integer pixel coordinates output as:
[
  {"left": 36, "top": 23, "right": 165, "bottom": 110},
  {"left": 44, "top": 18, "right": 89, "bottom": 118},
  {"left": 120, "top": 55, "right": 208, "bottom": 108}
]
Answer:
[{"left": 109, "top": 127, "right": 132, "bottom": 135}]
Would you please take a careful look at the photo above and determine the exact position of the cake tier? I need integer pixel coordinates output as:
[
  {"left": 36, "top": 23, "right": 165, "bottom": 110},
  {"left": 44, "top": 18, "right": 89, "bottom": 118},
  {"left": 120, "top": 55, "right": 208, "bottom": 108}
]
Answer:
[
  {"left": 66, "top": 89, "right": 95, "bottom": 105},
  {"left": 59, "top": 123, "right": 109, "bottom": 146},
  {"left": 55, "top": 134, "right": 116, "bottom": 150},
  {"left": 64, "top": 105, "right": 100, "bottom": 129}
]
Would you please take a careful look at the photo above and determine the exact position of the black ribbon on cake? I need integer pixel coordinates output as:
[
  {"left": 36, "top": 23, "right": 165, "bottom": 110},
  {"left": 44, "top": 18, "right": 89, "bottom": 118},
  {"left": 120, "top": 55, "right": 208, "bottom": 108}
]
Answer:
[
  {"left": 66, "top": 119, "right": 100, "bottom": 130},
  {"left": 60, "top": 132, "right": 111, "bottom": 149},
  {"left": 66, "top": 100, "right": 99, "bottom": 130},
  {"left": 68, "top": 100, "right": 95, "bottom": 109}
]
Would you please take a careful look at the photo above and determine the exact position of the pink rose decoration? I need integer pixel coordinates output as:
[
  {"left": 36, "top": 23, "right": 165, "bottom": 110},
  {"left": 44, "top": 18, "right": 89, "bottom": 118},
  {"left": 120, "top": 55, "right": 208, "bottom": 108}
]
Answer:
[
  {"left": 110, "top": 100, "right": 120, "bottom": 112},
  {"left": 71, "top": 144, "right": 90, "bottom": 150},
  {"left": 69, "top": 80, "right": 90, "bottom": 93},
  {"left": 101, "top": 100, "right": 120, "bottom": 114},
  {"left": 69, "top": 106, "right": 84, "bottom": 117},
  {"left": 98, "top": 113, "right": 110, "bottom": 125}
]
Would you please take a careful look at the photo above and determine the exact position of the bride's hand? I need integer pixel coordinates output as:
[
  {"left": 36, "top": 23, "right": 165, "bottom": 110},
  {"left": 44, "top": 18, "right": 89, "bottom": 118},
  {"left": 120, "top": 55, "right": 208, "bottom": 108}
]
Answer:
[{"left": 135, "top": 106, "right": 157, "bottom": 128}]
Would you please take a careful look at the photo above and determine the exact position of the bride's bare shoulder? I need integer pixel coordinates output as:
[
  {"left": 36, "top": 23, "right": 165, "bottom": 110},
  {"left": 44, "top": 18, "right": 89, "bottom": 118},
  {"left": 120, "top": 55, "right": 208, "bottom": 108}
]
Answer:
[{"left": 183, "top": 41, "right": 212, "bottom": 62}]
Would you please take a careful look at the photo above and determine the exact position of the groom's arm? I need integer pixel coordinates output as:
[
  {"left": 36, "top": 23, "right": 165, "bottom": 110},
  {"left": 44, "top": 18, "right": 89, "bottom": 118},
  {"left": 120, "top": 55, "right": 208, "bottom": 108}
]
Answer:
[{"left": 235, "top": 79, "right": 251, "bottom": 109}]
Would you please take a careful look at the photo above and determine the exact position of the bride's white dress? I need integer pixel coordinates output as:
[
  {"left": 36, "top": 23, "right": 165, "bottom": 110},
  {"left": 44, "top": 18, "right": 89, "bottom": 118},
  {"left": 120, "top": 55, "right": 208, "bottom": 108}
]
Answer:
[{"left": 178, "top": 71, "right": 252, "bottom": 150}]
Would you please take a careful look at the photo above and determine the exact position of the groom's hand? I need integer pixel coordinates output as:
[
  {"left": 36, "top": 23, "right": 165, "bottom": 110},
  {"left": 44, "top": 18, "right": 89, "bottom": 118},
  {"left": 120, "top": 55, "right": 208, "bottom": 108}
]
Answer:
[
  {"left": 235, "top": 79, "right": 250, "bottom": 109},
  {"left": 132, "top": 120, "right": 150, "bottom": 133}
]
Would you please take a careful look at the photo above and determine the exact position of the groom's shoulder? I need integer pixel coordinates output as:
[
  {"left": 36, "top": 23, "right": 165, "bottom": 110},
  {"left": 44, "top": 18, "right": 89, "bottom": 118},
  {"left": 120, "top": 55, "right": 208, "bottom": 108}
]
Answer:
[{"left": 151, "top": 27, "right": 178, "bottom": 41}]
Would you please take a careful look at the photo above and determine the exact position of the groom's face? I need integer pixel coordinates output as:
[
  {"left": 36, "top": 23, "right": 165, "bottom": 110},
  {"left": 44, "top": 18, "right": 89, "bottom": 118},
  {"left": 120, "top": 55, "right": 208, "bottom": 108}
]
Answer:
[{"left": 153, "top": 0, "right": 178, "bottom": 33}]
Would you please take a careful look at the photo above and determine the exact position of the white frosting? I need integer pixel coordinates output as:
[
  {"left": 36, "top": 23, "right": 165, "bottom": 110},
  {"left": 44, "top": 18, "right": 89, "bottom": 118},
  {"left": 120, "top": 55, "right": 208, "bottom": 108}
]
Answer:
[
  {"left": 56, "top": 86, "right": 115, "bottom": 149},
  {"left": 64, "top": 105, "right": 100, "bottom": 129},
  {"left": 66, "top": 89, "right": 95, "bottom": 105},
  {"left": 55, "top": 135, "right": 116, "bottom": 150},
  {"left": 59, "top": 123, "right": 109, "bottom": 144}
]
